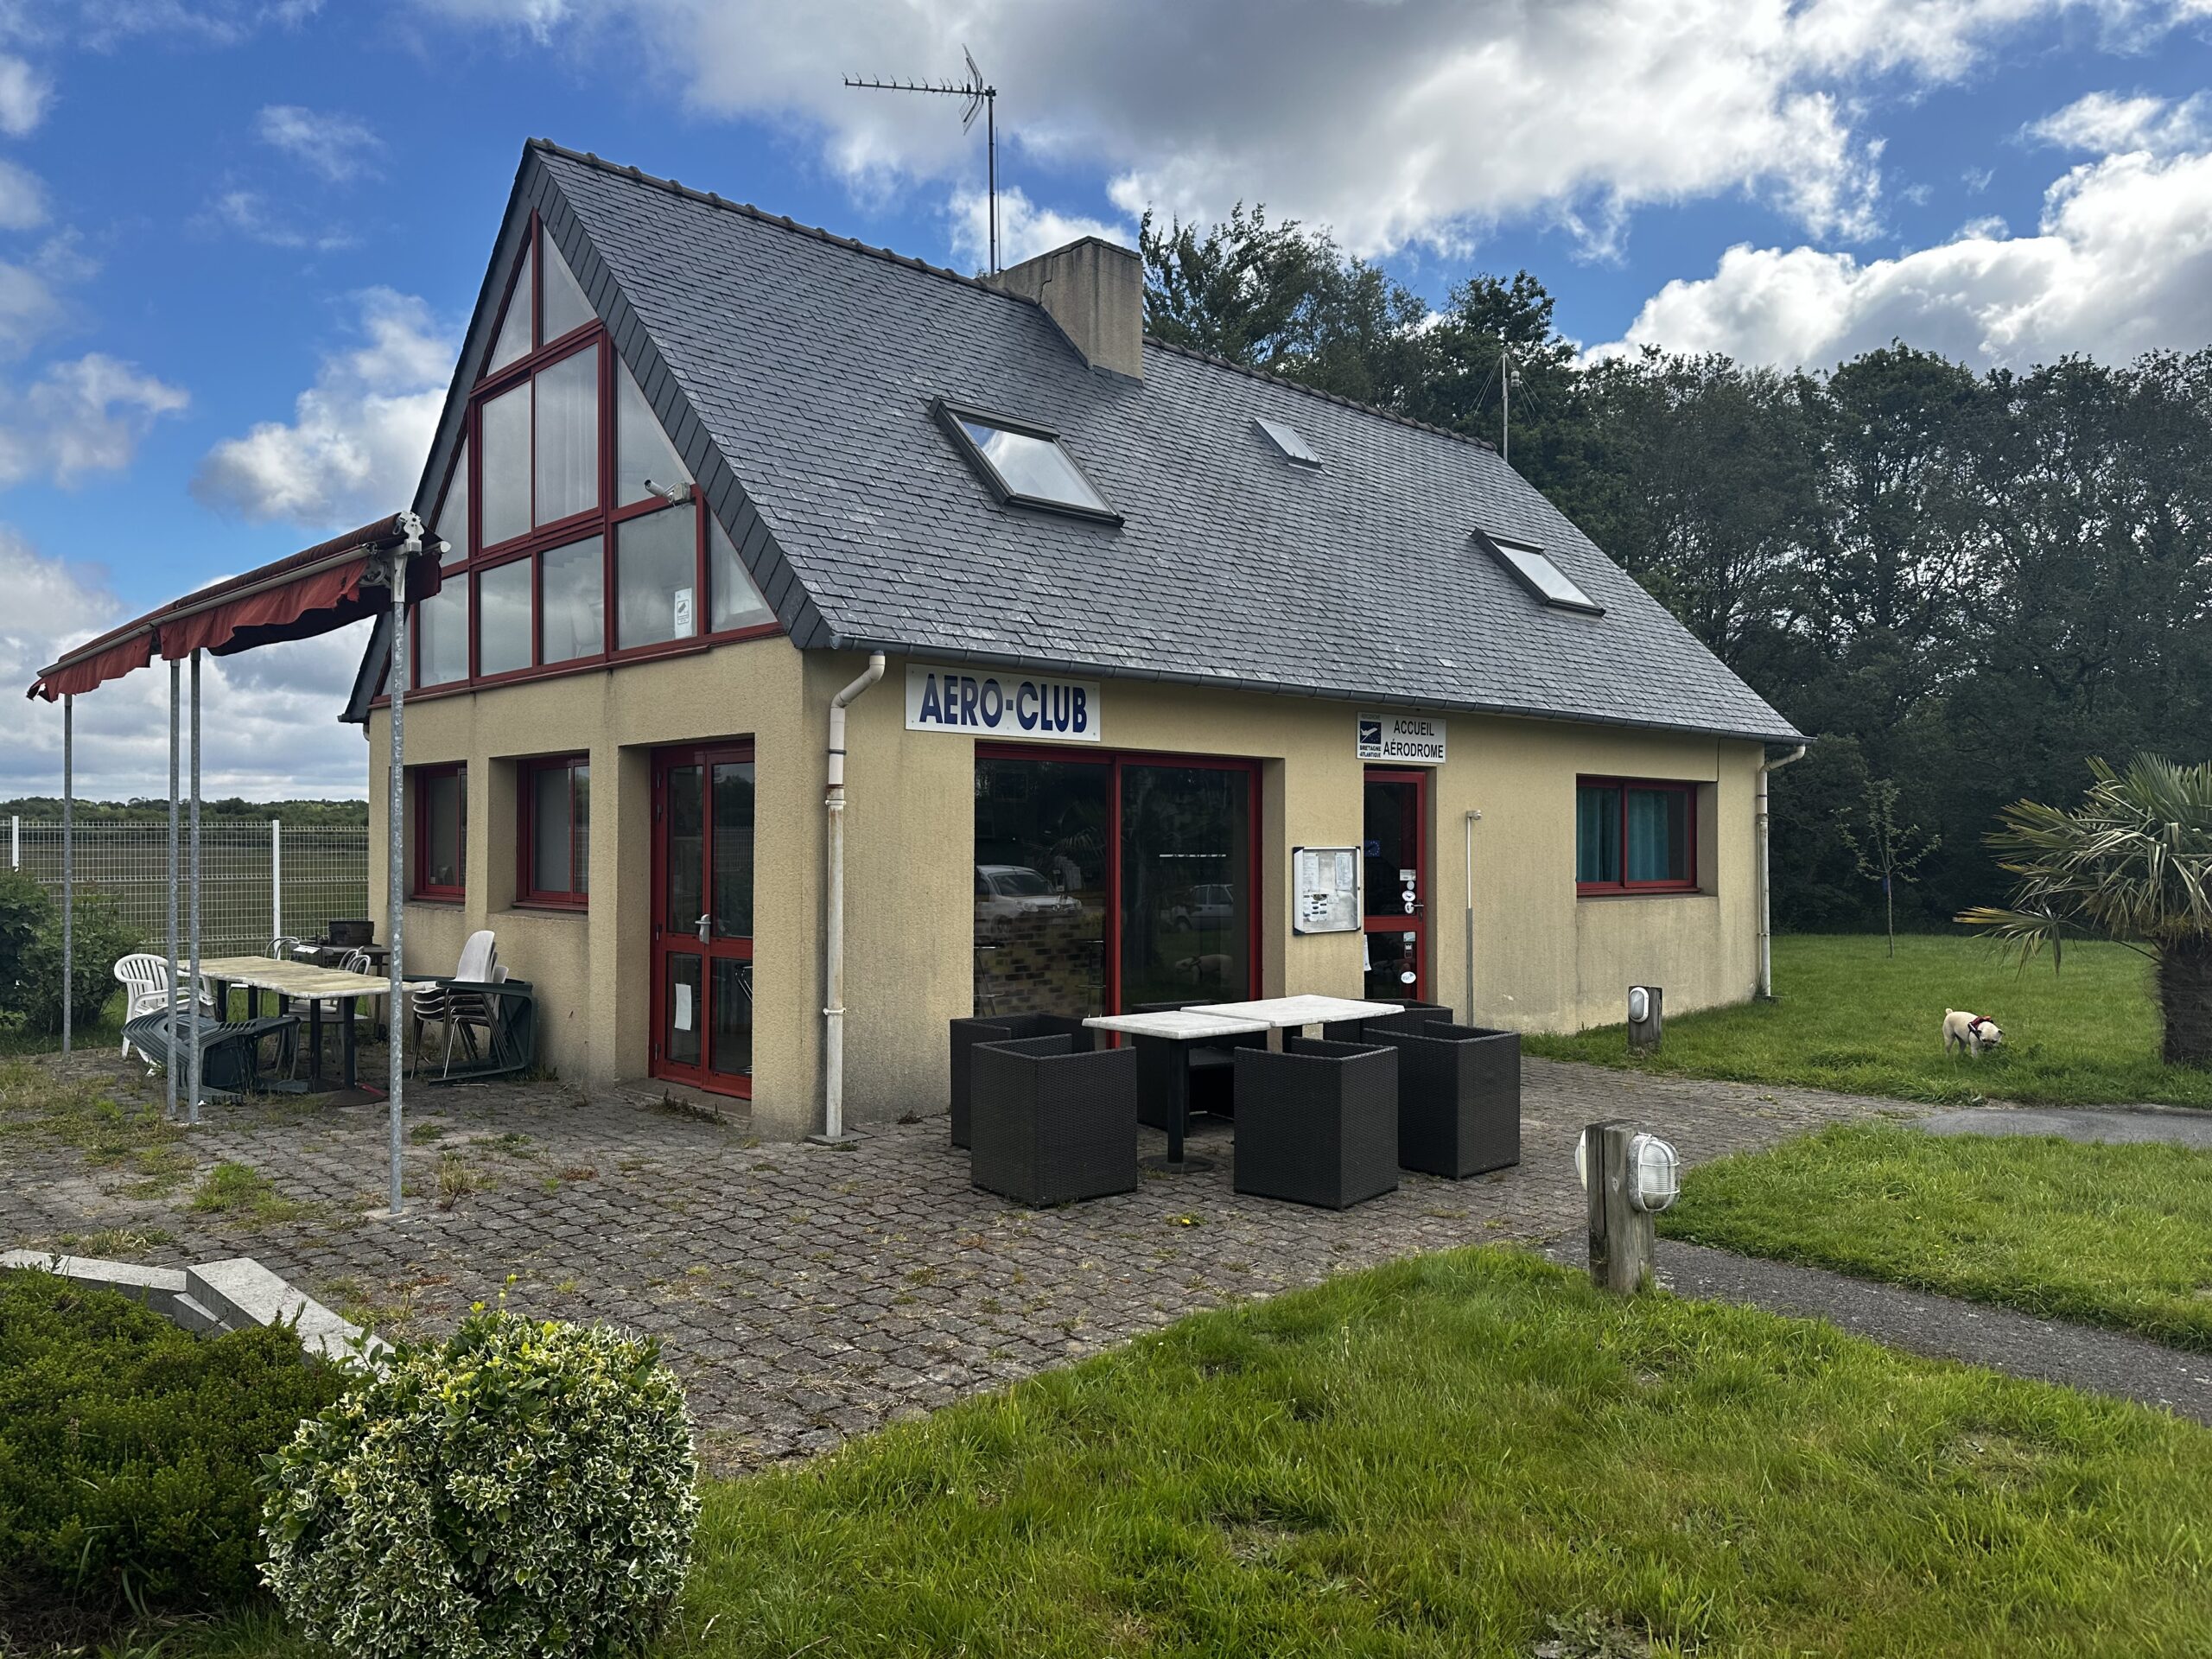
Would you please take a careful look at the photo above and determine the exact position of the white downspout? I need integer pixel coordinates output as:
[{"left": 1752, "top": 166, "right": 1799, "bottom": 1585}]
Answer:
[
  {"left": 818, "top": 652, "right": 887, "bottom": 1144},
  {"left": 1757, "top": 743, "right": 1808, "bottom": 1000}
]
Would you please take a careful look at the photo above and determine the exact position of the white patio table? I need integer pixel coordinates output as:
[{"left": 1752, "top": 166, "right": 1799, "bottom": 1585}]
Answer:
[
  {"left": 1192, "top": 995, "right": 1406, "bottom": 1038},
  {"left": 1083, "top": 1007, "right": 1271, "bottom": 1172}
]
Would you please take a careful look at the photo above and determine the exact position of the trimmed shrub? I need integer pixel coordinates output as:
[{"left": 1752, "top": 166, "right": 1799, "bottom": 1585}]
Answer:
[
  {"left": 261, "top": 1307, "right": 698, "bottom": 1659},
  {"left": 0, "top": 1268, "right": 351, "bottom": 1612}
]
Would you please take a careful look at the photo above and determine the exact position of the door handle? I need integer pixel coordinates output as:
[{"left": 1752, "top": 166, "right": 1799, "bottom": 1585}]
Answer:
[{"left": 696, "top": 913, "right": 713, "bottom": 944}]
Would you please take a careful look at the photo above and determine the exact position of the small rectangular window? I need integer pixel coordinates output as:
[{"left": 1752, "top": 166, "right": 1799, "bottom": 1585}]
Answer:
[
  {"left": 1578, "top": 777, "right": 1694, "bottom": 894},
  {"left": 413, "top": 764, "right": 467, "bottom": 899},
  {"left": 480, "top": 380, "right": 531, "bottom": 548},
  {"left": 416, "top": 582, "right": 469, "bottom": 688},
  {"left": 1255, "top": 416, "right": 1321, "bottom": 467},
  {"left": 477, "top": 556, "right": 532, "bottom": 677},
  {"left": 1478, "top": 530, "right": 1602, "bottom": 614},
  {"left": 616, "top": 505, "right": 697, "bottom": 650},
  {"left": 937, "top": 400, "right": 1118, "bottom": 522},
  {"left": 520, "top": 754, "right": 589, "bottom": 906},
  {"left": 533, "top": 346, "right": 598, "bottom": 526},
  {"left": 540, "top": 534, "right": 604, "bottom": 664}
]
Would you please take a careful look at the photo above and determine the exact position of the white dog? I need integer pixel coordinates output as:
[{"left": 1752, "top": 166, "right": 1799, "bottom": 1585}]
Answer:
[{"left": 1942, "top": 1008, "right": 2005, "bottom": 1057}]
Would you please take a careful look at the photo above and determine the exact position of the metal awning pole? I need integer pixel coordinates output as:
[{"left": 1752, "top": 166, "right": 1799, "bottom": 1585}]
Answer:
[
  {"left": 165, "top": 658, "right": 179, "bottom": 1122},
  {"left": 385, "top": 531, "right": 414, "bottom": 1214},
  {"left": 60, "top": 695, "right": 72, "bottom": 1057},
  {"left": 188, "top": 651, "right": 203, "bottom": 1126}
]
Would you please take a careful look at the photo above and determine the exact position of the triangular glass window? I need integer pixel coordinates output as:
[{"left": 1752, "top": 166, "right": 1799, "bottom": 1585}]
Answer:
[
  {"left": 434, "top": 436, "right": 469, "bottom": 562},
  {"left": 486, "top": 243, "right": 533, "bottom": 375},
  {"left": 541, "top": 236, "right": 594, "bottom": 343},
  {"left": 709, "top": 512, "right": 772, "bottom": 632},
  {"left": 615, "top": 356, "right": 690, "bottom": 508}
]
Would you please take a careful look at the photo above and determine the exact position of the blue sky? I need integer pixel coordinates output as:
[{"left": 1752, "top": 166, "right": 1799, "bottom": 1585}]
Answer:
[{"left": 3, "top": 0, "right": 2209, "bottom": 797}]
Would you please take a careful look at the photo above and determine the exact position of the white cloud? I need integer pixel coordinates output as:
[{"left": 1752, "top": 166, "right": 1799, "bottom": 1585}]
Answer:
[
  {"left": 207, "top": 187, "right": 356, "bottom": 251},
  {"left": 0, "top": 2, "right": 323, "bottom": 49},
  {"left": 0, "top": 158, "right": 45, "bottom": 230},
  {"left": 2027, "top": 89, "right": 2209, "bottom": 153},
  {"left": 0, "top": 527, "right": 373, "bottom": 798},
  {"left": 412, "top": 0, "right": 2207, "bottom": 258},
  {"left": 1603, "top": 142, "right": 2212, "bottom": 367},
  {"left": 193, "top": 287, "right": 452, "bottom": 528},
  {"left": 0, "top": 53, "right": 49, "bottom": 134},
  {"left": 255, "top": 103, "right": 380, "bottom": 181},
  {"left": 946, "top": 185, "right": 1129, "bottom": 272},
  {"left": 0, "top": 353, "right": 188, "bottom": 486}
]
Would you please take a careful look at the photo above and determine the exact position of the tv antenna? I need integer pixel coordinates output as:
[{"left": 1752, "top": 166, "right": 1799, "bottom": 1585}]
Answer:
[{"left": 844, "top": 46, "right": 999, "bottom": 274}]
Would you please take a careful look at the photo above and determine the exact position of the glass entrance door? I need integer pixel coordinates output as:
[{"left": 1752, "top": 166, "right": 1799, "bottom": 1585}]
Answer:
[
  {"left": 1363, "top": 768, "right": 1428, "bottom": 1001},
  {"left": 652, "top": 743, "right": 754, "bottom": 1096}
]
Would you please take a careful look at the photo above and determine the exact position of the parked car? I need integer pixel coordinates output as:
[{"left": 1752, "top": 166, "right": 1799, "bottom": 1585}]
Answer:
[
  {"left": 1166, "top": 882, "right": 1236, "bottom": 931},
  {"left": 976, "top": 865, "right": 1081, "bottom": 931}
]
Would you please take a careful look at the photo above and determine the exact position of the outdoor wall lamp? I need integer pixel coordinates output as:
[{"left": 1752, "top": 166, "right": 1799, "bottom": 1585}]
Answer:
[{"left": 1625, "top": 1132, "right": 1679, "bottom": 1212}]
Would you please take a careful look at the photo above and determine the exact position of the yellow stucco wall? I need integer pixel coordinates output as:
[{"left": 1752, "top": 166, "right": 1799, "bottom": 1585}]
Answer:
[{"left": 371, "top": 639, "right": 1768, "bottom": 1140}]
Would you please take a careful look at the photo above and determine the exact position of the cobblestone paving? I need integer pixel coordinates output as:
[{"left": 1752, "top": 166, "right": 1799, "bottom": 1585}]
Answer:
[{"left": 2, "top": 1047, "right": 1916, "bottom": 1475}]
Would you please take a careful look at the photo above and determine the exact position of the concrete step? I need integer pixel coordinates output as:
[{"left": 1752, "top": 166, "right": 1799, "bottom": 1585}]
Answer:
[
  {"left": 167, "top": 1291, "right": 228, "bottom": 1335},
  {"left": 188, "top": 1256, "right": 383, "bottom": 1363},
  {"left": 3, "top": 1249, "right": 189, "bottom": 1310}
]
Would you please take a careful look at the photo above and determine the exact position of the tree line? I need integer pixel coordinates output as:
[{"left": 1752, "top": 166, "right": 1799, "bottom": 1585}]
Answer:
[{"left": 1141, "top": 207, "right": 2212, "bottom": 930}]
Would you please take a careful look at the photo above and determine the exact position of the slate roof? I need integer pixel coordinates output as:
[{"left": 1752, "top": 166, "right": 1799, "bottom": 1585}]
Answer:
[{"left": 402, "top": 142, "right": 1801, "bottom": 745}]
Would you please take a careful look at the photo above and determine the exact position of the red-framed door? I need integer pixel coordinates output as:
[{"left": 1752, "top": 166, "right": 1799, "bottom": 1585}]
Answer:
[
  {"left": 1363, "top": 766, "right": 1429, "bottom": 1001},
  {"left": 651, "top": 742, "right": 755, "bottom": 1096}
]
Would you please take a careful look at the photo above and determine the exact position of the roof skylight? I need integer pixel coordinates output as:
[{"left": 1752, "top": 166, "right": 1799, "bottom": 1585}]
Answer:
[
  {"left": 1478, "top": 530, "right": 1603, "bottom": 615},
  {"left": 1255, "top": 416, "right": 1321, "bottom": 467},
  {"left": 938, "top": 401, "right": 1120, "bottom": 524}
]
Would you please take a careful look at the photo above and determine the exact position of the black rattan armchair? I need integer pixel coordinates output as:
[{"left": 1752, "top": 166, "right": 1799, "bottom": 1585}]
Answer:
[
  {"left": 948, "top": 1013, "right": 1095, "bottom": 1147},
  {"left": 1370, "top": 1020, "right": 1521, "bottom": 1178},
  {"left": 1230, "top": 1038, "right": 1399, "bottom": 1209},
  {"left": 969, "top": 1034, "right": 1140, "bottom": 1207}
]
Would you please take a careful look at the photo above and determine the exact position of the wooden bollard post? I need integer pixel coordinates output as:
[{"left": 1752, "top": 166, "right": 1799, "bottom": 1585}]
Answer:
[{"left": 1584, "top": 1120, "right": 1656, "bottom": 1294}]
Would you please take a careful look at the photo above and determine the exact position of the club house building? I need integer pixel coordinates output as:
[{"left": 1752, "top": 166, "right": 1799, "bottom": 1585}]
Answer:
[{"left": 351, "top": 141, "right": 1803, "bottom": 1141}]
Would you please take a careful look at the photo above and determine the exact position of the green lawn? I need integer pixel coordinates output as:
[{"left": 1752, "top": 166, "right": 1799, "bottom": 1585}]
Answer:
[
  {"left": 175, "top": 1249, "right": 2212, "bottom": 1658},
  {"left": 1523, "top": 932, "right": 2212, "bottom": 1109},
  {"left": 1662, "top": 1120, "right": 2212, "bottom": 1351}
]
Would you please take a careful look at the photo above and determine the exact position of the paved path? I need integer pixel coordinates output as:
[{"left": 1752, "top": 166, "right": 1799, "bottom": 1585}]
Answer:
[
  {"left": 3, "top": 1048, "right": 1905, "bottom": 1473},
  {"left": 1654, "top": 1241, "right": 2212, "bottom": 1424},
  {"left": 1917, "top": 1103, "right": 2212, "bottom": 1149}
]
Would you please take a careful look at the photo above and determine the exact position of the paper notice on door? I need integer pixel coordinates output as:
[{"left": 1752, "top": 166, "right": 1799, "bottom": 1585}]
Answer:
[
  {"left": 673, "top": 586, "right": 695, "bottom": 638},
  {"left": 674, "top": 982, "right": 694, "bottom": 1032}
]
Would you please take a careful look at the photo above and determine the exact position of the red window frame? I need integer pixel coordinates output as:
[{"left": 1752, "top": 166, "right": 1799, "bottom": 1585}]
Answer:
[
  {"left": 974, "top": 743, "right": 1264, "bottom": 1014},
  {"left": 1576, "top": 775, "right": 1698, "bottom": 895},
  {"left": 411, "top": 762, "right": 467, "bottom": 901},
  {"left": 407, "top": 211, "right": 782, "bottom": 700},
  {"left": 517, "top": 753, "right": 590, "bottom": 909}
]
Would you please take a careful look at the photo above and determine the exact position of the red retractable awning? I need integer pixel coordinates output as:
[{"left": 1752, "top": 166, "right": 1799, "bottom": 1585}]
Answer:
[{"left": 27, "top": 514, "right": 446, "bottom": 702}]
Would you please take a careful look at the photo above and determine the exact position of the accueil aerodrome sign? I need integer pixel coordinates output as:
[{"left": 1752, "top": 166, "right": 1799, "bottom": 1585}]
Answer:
[
  {"left": 906, "top": 664, "right": 1101, "bottom": 743},
  {"left": 1357, "top": 711, "right": 1446, "bottom": 765}
]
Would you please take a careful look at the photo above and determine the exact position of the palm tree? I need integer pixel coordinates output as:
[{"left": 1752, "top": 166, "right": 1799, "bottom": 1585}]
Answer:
[{"left": 1958, "top": 755, "right": 2212, "bottom": 1065}]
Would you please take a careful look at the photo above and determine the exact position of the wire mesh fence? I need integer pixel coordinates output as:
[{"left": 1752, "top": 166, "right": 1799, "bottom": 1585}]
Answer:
[{"left": 11, "top": 818, "right": 372, "bottom": 959}]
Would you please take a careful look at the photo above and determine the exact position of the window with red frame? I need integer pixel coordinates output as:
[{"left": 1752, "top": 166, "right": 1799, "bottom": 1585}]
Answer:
[
  {"left": 1576, "top": 777, "right": 1695, "bottom": 893},
  {"left": 414, "top": 213, "right": 774, "bottom": 694},
  {"left": 412, "top": 764, "right": 467, "bottom": 899},
  {"left": 519, "top": 754, "right": 590, "bottom": 906}
]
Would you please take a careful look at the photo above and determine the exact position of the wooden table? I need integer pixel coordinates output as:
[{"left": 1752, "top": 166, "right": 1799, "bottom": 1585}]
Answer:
[
  {"left": 197, "top": 956, "right": 393, "bottom": 1090},
  {"left": 1084, "top": 1008, "right": 1271, "bottom": 1171}
]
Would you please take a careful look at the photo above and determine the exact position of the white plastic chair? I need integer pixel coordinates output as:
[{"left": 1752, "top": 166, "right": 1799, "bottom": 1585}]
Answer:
[
  {"left": 112, "top": 953, "right": 214, "bottom": 1064},
  {"left": 409, "top": 931, "right": 498, "bottom": 1078}
]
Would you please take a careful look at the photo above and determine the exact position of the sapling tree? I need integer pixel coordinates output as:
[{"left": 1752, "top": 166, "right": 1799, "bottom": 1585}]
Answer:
[{"left": 1838, "top": 779, "right": 1941, "bottom": 956}]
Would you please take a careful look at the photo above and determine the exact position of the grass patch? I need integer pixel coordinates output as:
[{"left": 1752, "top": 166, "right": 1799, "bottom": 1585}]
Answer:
[
  {"left": 1525, "top": 932, "right": 2212, "bottom": 1109},
  {"left": 84, "top": 1249, "right": 2212, "bottom": 1655},
  {"left": 188, "top": 1161, "right": 309, "bottom": 1226},
  {"left": 0, "top": 988, "right": 126, "bottom": 1058},
  {"left": 1662, "top": 1120, "right": 2212, "bottom": 1350}
]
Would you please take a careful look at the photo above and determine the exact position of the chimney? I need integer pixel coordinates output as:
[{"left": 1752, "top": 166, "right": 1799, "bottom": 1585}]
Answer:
[{"left": 989, "top": 237, "right": 1144, "bottom": 380}]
